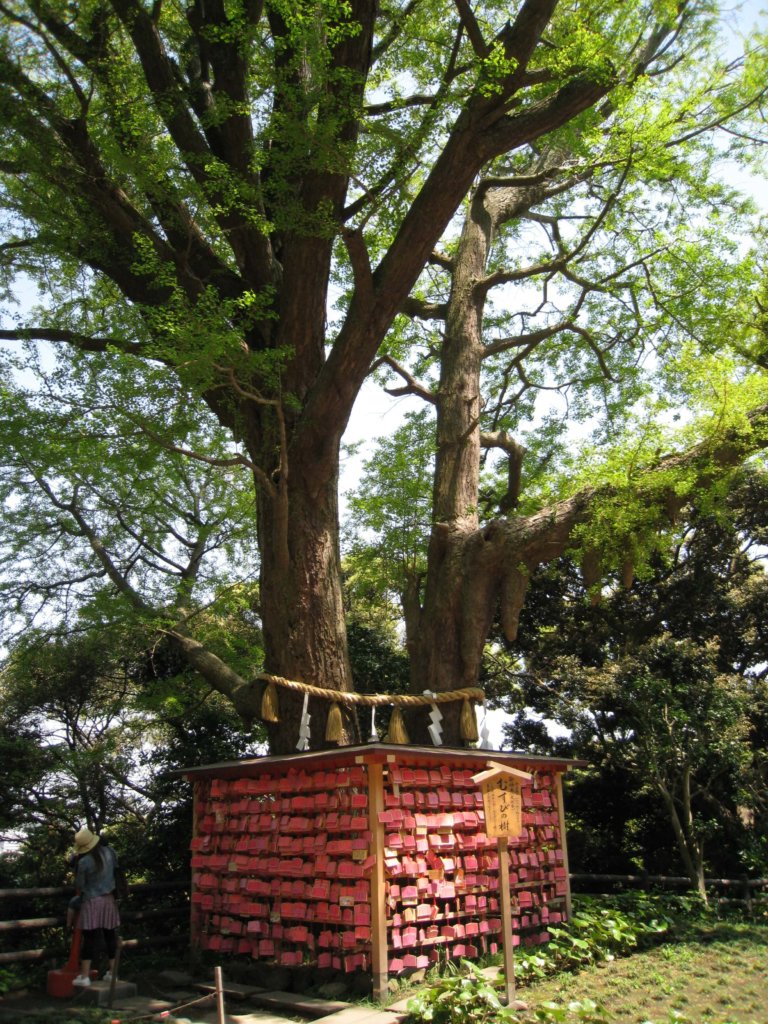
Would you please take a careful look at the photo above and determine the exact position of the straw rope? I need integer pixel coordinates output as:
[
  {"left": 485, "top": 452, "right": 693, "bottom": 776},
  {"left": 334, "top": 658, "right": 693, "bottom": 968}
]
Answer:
[
  {"left": 256, "top": 674, "right": 485, "bottom": 743},
  {"left": 255, "top": 673, "right": 484, "bottom": 707}
]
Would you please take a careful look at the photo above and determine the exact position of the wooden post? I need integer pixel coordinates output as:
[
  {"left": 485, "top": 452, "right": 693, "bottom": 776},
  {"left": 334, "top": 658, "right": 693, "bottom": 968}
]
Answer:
[
  {"left": 107, "top": 941, "right": 121, "bottom": 1009},
  {"left": 214, "top": 965, "right": 226, "bottom": 1024},
  {"left": 497, "top": 837, "right": 515, "bottom": 1006},
  {"left": 554, "top": 772, "right": 573, "bottom": 919},
  {"left": 190, "top": 780, "right": 200, "bottom": 951},
  {"left": 367, "top": 760, "right": 388, "bottom": 1002},
  {"left": 471, "top": 762, "right": 532, "bottom": 1008}
]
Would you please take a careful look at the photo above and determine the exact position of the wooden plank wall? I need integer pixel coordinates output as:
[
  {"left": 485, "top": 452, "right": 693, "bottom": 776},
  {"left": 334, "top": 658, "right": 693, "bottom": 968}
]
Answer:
[{"left": 187, "top": 754, "right": 569, "bottom": 991}]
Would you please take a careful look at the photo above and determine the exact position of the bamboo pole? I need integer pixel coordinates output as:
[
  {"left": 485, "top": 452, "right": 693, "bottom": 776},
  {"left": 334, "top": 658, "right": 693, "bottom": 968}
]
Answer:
[
  {"left": 0, "top": 933, "right": 189, "bottom": 964},
  {"left": 214, "top": 965, "right": 226, "bottom": 1024},
  {"left": 0, "top": 907, "right": 186, "bottom": 933},
  {"left": 569, "top": 873, "right": 768, "bottom": 889},
  {"left": 0, "top": 881, "right": 186, "bottom": 900},
  {"left": 0, "top": 916, "right": 63, "bottom": 931}
]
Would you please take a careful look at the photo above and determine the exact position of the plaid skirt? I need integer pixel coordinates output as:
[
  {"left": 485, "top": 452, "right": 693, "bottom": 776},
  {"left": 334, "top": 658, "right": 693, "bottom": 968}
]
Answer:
[{"left": 79, "top": 893, "right": 120, "bottom": 931}]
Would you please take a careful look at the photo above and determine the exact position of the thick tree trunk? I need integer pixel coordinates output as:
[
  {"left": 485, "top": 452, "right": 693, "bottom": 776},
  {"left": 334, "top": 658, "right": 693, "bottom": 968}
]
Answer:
[
  {"left": 254, "top": 428, "right": 358, "bottom": 753},
  {"left": 405, "top": 187, "right": 488, "bottom": 743},
  {"left": 408, "top": 184, "right": 542, "bottom": 742}
]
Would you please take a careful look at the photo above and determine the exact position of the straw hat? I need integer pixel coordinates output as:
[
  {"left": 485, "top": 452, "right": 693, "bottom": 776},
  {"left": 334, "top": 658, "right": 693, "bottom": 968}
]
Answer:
[{"left": 73, "top": 827, "right": 100, "bottom": 855}]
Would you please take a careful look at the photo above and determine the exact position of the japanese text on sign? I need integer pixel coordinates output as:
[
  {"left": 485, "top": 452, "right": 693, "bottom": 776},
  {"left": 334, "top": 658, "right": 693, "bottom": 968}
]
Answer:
[{"left": 480, "top": 775, "right": 522, "bottom": 837}]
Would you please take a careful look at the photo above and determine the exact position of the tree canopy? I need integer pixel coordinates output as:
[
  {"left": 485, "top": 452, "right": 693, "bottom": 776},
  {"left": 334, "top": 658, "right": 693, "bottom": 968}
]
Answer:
[
  {"left": 1, "top": 0, "right": 767, "bottom": 752},
  {"left": 498, "top": 467, "right": 768, "bottom": 885}
]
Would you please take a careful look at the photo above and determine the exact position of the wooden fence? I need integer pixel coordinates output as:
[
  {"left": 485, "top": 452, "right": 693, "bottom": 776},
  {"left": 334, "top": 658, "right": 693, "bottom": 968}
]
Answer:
[
  {"left": 0, "top": 880, "right": 189, "bottom": 965},
  {"left": 2, "top": 873, "right": 766, "bottom": 966},
  {"left": 570, "top": 872, "right": 768, "bottom": 908}
]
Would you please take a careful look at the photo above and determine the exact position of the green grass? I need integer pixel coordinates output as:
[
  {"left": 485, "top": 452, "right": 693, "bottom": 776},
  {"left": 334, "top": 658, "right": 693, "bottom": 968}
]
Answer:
[
  {"left": 4, "top": 905, "right": 767, "bottom": 1024},
  {"left": 520, "top": 919, "right": 768, "bottom": 1024}
]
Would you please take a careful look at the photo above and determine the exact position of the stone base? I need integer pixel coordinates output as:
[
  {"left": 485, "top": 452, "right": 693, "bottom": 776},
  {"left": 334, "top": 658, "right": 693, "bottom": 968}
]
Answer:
[{"left": 46, "top": 967, "right": 98, "bottom": 998}]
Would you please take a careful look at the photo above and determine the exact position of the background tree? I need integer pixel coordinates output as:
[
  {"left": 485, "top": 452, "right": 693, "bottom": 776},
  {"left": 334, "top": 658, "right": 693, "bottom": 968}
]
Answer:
[
  {"left": 0, "top": 625, "right": 259, "bottom": 886},
  {"left": 499, "top": 467, "right": 768, "bottom": 885},
  {"left": 0, "top": 350, "right": 261, "bottom": 681},
  {"left": 1, "top": 0, "right": 767, "bottom": 751},
  {"left": 344, "top": 410, "right": 435, "bottom": 665},
  {"left": 345, "top": 620, "right": 411, "bottom": 740}
]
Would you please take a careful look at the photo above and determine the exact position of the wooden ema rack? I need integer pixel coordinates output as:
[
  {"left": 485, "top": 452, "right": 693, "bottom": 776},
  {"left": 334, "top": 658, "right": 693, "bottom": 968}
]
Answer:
[{"left": 184, "top": 745, "right": 576, "bottom": 1000}]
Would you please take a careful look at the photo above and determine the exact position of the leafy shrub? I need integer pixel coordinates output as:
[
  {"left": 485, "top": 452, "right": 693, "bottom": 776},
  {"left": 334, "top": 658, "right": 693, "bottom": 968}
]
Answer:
[
  {"left": 404, "top": 895, "right": 764, "bottom": 1024},
  {"left": 405, "top": 967, "right": 612, "bottom": 1024},
  {"left": 406, "top": 960, "right": 519, "bottom": 1024},
  {"left": 0, "top": 965, "right": 21, "bottom": 995},
  {"left": 514, "top": 894, "right": 671, "bottom": 983},
  {"left": 407, "top": 894, "right": 676, "bottom": 1021}
]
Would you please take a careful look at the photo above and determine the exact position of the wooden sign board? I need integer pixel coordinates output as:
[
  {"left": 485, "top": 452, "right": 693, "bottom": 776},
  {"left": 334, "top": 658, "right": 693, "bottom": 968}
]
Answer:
[
  {"left": 479, "top": 775, "right": 523, "bottom": 838},
  {"left": 473, "top": 762, "right": 531, "bottom": 839}
]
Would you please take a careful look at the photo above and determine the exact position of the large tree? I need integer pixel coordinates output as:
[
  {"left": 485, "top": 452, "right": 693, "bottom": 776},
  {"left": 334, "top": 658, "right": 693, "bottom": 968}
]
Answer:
[
  {"left": 1, "top": 0, "right": 767, "bottom": 751},
  {"left": 498, "top": 468, "right": 768, "bottom": 888}
]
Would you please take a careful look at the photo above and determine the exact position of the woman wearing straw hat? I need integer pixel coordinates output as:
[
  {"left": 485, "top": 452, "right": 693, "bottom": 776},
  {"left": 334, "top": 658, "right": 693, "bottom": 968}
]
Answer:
[{"left": 69, "top": 827, "right": 121, "bottom": 987}]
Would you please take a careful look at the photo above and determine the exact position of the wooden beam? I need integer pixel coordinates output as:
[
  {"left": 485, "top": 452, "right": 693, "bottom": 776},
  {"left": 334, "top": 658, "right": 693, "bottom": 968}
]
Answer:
[
  {"left": 190, "top": 779, "right": 201, "bottom": 950},
  {"left": 472, "top": 762, "right": 532, "bottom": 784},
  {"left": 497, "top": 836, "right": 516, "bottom": 1006},
  {"left": 554, "top": 772, "right": 573, "bottom": 919},
  {"left": 367, "top": 761, "right": 388, "bottom": 1001}
]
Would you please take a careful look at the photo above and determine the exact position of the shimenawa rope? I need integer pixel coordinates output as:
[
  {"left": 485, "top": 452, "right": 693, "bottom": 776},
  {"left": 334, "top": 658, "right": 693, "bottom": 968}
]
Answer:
[{"left": 256, "top": 672, "right": 484, "bottom": 744}]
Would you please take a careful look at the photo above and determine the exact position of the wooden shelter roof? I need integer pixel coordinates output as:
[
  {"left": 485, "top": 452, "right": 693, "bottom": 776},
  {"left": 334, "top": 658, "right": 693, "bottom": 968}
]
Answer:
[{"left": 179, "top": 742, "right": 585, "bottom": 780}]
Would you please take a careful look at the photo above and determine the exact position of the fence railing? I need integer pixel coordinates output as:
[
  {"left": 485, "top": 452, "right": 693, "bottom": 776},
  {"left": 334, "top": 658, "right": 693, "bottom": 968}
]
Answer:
[
  {"left": 2, "top": 873, "right": 766, "bottom": 966},
  {"left": 0, "top": 880, "right": 189, "bottom": 965},
  {"left": 570, "top": 872, "right": 768, "bottom": 907}
]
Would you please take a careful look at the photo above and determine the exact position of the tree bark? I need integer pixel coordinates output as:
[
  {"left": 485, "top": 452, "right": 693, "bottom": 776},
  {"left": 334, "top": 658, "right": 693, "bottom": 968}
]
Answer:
[
  {"left": 256, "top": 444, "right": 359, "bottom": 753},
  {"left": 407, "top": 178, "right": 565, "bottom": 741}
]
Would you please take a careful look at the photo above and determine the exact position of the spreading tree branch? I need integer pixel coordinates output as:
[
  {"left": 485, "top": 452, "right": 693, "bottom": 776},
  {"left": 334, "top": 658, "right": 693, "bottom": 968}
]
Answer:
[
  {"left": 370, "top": 355, "right": 437, "bottom": 404},
  {"left": 0, "top": 328, "right": 146, "bottom": 357},
  {"left": 452, "top": 0, "right": 488, "bottom": 59}
]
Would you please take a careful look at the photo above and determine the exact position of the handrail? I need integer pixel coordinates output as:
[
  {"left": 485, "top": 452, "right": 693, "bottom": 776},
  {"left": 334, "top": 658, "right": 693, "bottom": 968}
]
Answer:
[
  {"left": 0, "top": 906, "right": 189, "bottom": 932},
  {"left": 570, "top": 873, "right": 768, "bottom": 889},
  {"left": 0, "top": 933, "right": 188, "bottom": 964},
  {"left": 0, "top": 879, "right": 190, "bottom": 965},
  {"left": 0, "top": 880, "right": 187, "bottom": 900}
]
